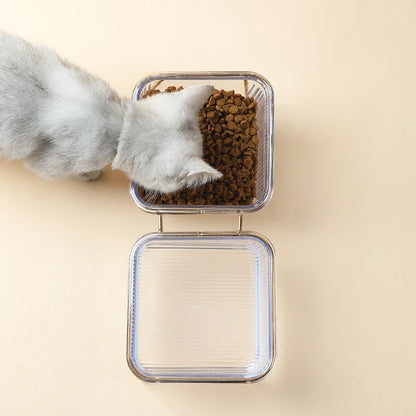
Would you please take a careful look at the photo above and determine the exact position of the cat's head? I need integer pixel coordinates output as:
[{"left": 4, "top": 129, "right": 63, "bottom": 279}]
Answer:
[{"left": 112, "top": 85, "right": 222, "bottom": 194}]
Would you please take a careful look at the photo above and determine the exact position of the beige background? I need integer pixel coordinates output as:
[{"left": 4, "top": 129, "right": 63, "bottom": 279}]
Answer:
[{"left": 1, "top": 0, "right": 415, "bottom": 414}]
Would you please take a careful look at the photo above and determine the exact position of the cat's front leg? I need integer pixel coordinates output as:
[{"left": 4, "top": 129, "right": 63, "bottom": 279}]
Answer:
[{"left": 75, "top": 170, "right": 103, "bottom": 181}]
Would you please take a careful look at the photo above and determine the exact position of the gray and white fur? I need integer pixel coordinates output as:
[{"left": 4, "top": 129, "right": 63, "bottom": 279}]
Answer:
[{"left": 0, "top": 31, "right": 222, "bottom": 193}]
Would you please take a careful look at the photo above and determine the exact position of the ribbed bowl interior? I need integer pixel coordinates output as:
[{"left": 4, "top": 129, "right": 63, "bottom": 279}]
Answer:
[
  {"left": 131, "top": 72, "right": 274, "bottom": 213},
  {"left": 129, "top": 233, "right": 274, "bottom": 381}
]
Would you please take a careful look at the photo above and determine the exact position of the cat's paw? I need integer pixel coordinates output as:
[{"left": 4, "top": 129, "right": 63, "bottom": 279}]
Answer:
[{"left": 76, "top": 170, "right": 103, "bottom": 181}]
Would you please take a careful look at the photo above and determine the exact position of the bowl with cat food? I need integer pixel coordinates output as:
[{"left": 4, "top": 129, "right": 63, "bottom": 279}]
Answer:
[{"left": 130, "top": 72, "right": 274, "bottom": 214}]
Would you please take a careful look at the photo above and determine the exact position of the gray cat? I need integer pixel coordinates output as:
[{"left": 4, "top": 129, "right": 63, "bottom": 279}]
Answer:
[{"left": 0, "top": 31, "right": 221, "bottom": 193}]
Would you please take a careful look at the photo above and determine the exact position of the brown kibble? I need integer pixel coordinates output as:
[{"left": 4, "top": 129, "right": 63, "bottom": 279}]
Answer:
[
  {"left": 207, "top": 111, "right": 215, "bottom": 119},
  {"left": 234, "top": 96, "right": 242, "bottom": 106},
  {"left": 243, "top": 157, "right": 254, "bottom": 169},
  {"left": 195, "top": 197, "right": 205, "bottom": 205},
  {"left": 224, "top": 191, "right": 234, "bottom": 200},
  {"left": 229, "top": 105, "right": 238, "bottom": 114},
  {"left": 213, "top": 132, "right": 221, "bottom": 139},
  {"left": 240, "top": 120, "right": 249, "bottom": 129},
  {"left": 229, "top": 147, "right": 239, "bottom": 157},
  {"left": 241, "top": 168, "right": 250, "bottom": 175},
  {"left": 215, "top": 183, "right": 224, "bottom": 195}
]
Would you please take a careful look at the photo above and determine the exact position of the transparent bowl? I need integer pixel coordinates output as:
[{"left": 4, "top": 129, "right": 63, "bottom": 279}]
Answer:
[
  {"left": 127, "top": 232, "right": 276, "bottom": 382},
  {"left": 130, "top": 71, "right": 275, "bottom": 214}
]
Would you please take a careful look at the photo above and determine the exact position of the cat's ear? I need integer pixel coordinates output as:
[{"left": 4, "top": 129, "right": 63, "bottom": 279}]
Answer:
[
  {"left": 181, "top": 157, "right": 222, "bottom": 188},
  {"left": 180, "top": 85, "right": 214, "bottom": 111}
]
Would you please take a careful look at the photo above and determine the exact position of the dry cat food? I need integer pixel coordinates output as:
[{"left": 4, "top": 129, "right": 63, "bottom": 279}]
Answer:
[{"left": 138, "top": 86, "right": 258, "bottom": 205}]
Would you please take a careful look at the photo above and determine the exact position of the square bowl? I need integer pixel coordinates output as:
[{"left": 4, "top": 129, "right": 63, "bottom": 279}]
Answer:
[
  {"left": 127, "top": 232, "right": 276, "bottom": 382},
  {"left": 130, "top": 71, "right": 275, "bottom": 214}
]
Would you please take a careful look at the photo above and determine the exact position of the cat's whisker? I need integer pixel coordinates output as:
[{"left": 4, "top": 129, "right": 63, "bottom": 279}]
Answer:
[
  {"left": 142, "top": 189, "right": 161, "bottom": 204},
  {"left": 148, "top": 191, "right": 157, "bottom": 203},
  {"left": 143, "top": 190, "right": 154, "bottom": 203}
]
